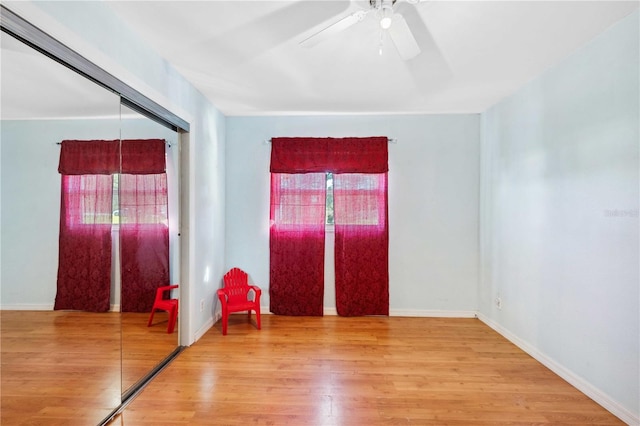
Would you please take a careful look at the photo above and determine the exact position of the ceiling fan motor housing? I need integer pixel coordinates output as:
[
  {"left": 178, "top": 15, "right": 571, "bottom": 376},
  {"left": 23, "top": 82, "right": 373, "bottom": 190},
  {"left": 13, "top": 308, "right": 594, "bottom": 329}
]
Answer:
[{"left": 370, "top": 0, "right": 397, "bottom": 8}]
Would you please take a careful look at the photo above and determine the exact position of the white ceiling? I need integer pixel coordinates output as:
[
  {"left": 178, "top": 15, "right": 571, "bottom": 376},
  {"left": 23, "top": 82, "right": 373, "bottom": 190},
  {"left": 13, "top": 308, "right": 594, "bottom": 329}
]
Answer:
[
  {"left": 105, "top": 0, "right": 639, "bottom": 116},
  {"left": 1, "top": 33, "right": 122, "bottom": 120},
  {"left": 1, "top": 1, "right": 638, "bottom": 120}
]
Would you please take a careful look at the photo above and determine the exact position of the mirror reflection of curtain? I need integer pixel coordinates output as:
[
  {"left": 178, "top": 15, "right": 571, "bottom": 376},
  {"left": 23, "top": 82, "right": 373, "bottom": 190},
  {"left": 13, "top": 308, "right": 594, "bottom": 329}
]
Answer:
[
  {"left": 119, "top": 139, "right": 169, "bottom": 312},
  {"left": 120, "top": 173, "right": 169, "bottom": 312},
  {"left": 55, "top": 174, "right": 114, "bottom": 311},
  {"left": 54, "top": 139, "right": 168, "bottom": 313},
  {"left": 55, "top": 140, "right": 120, "bottom": 312}
]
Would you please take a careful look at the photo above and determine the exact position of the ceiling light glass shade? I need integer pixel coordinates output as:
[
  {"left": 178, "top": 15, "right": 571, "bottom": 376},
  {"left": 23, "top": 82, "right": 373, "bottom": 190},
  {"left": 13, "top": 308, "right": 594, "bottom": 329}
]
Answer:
[
  {"left": 380, "top": 16, "right": 392, "bottom": 29},
  {"left": 379, "top": 6, "right": 393, "bottom": 29}
]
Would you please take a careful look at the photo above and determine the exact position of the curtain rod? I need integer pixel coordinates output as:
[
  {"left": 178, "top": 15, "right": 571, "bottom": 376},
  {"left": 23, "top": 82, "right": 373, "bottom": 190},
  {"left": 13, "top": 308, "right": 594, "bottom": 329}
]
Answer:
[
  {"left": 264, "top": 138, "right": 397, "bottom": 145},
  {"left": 55, "top": 140, "right": 173, "bottom": 147}
]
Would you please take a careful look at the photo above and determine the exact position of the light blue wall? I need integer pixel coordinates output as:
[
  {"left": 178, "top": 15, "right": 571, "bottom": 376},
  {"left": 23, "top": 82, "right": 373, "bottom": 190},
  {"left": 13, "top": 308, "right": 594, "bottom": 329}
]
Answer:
[
  {"left": 479, "top": 10, "right": 639, "bottom": 421},
  {"left": 226, "top": 114, "right": 480, "bottom": 315}
]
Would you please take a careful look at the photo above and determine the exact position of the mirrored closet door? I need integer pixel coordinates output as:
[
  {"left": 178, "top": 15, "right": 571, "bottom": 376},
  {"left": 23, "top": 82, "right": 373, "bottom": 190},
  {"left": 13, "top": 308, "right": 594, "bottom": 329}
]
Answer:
[{"left": 1, "top": 8, "right": 184, "bottom": 425}]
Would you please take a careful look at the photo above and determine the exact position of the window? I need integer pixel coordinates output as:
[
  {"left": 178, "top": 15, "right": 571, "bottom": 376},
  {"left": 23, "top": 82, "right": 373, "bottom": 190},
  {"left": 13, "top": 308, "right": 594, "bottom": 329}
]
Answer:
[
  {"left": 333, "top": 174, "right": 384, "bottom": 226},
  {"left": 118, "top": 174, "right": 169, "bottom": 226},
  {"left": 69, "top": 173, "right": 167, "bottom": 226},
  {"left": 62, "top": 175, "right": 120, "bottom": 225},
  {"left": 274, "top": 172, "right": 382, "bottom": 227},
  {"left": 325, "top": 173, "right": 334, "bottom": 225},
  {"left": 272, "top": 173, "right": 326, "bottom": 226},
  {"left": 63, "top": 174, "right": 114, "bottom": 226},
  {"left": 112, "top": 174, "right": 120, "bottom": 224}
]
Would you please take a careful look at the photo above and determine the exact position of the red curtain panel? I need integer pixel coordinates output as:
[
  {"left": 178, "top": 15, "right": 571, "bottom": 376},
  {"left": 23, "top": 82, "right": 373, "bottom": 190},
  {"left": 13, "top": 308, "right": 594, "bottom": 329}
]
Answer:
[
  {"left": 269, "top": 137, "right": 389, "bottom": 316},
  {"left": 334, "top": 173, "right": 389, "bottom": 316},
  {"left": 119, "top": 173, "right": 170, "bottom": 312},
  {"left": 269, "top": 173, "right": 326, "bottom": 315},
  {"left": 55, "top": 174, "right": 114, "bottom": 312}
]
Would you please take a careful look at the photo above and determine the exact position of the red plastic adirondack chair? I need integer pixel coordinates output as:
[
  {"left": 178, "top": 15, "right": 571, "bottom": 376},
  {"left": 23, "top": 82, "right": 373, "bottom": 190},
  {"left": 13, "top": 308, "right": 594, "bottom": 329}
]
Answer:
[
  {"left": 217, "top": 268, "right": 261, "bottom": 335},
  {"left": 147, "top": 284, "right": 179, "bottom": 334}
]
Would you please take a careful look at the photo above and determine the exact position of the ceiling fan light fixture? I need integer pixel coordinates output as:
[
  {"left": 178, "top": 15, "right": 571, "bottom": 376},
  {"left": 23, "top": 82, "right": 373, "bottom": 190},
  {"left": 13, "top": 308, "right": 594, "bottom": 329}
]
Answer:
[{"left": 379, "top": 6, "right": 393, "bottom": 29}]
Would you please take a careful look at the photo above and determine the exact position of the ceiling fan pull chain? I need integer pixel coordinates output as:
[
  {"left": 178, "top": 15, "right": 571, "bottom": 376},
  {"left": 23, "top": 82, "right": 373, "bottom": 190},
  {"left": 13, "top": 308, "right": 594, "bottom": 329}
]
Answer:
[{"left": 379, "top": 30, "right": 385, "bottom": 56}]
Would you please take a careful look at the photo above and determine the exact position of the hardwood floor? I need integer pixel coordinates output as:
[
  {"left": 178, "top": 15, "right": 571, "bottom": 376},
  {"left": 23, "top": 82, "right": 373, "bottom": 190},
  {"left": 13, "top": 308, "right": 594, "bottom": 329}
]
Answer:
[
  {"left": 122, "top": 312, "right": 181, "bottom": 393},
  {"left": 1, "top": 311, "right": 121, "bottom": 425},
  {"left": 1, "top": 310, "right": 179, "bottom": 425},
  {"left": 116, "top": 315, "right": 623, "bottom": 425}
]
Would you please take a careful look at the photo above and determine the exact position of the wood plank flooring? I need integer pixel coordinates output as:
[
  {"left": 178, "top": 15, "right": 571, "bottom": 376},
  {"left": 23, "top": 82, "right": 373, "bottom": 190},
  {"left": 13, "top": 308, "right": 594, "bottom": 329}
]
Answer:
[
  {"left": 121, "top": 312, "right": 181, "bottom": 393},
  {"left": 115, "top": 315, "right": 624, "bottom": 425},
  {"left": 1, "top": 310, "right": 179, "bottom": 425},
  {"left": 1, "top": 311, "right": 121, "bottom": 425}
]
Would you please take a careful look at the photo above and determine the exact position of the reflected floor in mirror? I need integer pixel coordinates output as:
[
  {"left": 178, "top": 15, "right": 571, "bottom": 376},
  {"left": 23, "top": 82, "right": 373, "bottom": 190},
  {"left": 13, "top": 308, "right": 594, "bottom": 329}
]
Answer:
[
  {"left": 1, "top": 311, "right": 121, "bottom": 425},
  {"left": 1, "top": 310, "right": 178, "bottom": 425},
  {"left": 121, "top": 311, "right": 179, "bottom": 394},
  {"left": 116, "top": 315, "right": 623, "bottom": 425}
]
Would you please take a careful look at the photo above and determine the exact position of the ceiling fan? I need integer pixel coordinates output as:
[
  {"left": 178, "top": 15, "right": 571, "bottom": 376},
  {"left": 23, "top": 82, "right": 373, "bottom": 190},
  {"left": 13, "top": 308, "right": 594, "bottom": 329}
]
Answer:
[{"left": 300, "top": 0, "right": 426, "bottom": 60}]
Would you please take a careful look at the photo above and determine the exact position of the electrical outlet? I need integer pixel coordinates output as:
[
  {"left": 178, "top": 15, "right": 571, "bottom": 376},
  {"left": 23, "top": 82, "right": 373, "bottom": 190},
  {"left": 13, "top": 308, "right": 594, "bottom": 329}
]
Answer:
[
  {"left": 495, "top": 295, "right": 502, "bottom": 310},
  {"left": 200, "top": 299, "right": 205, "bottom": 312}
]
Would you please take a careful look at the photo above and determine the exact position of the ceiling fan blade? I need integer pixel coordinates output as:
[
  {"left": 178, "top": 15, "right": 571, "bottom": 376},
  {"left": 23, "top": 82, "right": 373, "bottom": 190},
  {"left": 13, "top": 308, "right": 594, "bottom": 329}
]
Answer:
[
  {"left": 396, "top": 2, "right": 453, "bottom": 85},
  {"left": 300, "top": 10, "right": 368, "bottom": 48},
  {"left": 388, "top": 13, "right": 421, "bottom": 60}
]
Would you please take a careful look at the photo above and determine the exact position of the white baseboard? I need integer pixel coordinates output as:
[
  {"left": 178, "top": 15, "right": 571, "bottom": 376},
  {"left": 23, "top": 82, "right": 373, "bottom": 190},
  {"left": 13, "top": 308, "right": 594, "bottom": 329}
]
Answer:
[
  {"left": 390, "top": 309, "right": 477, "bottom": 318},
  {"left": 260, "top": 307, "right": 475, "bottom": 318},
  {"left": 1, "top": 303, "right": 123, "bottom": 312},
  {"left": 194, "top": 315, "right": 215, "bottom": 343},
  {"left": 0, "top": 303, "right": 53, "bottom": 310},
  {"left": 477, "top": 312, "right": 639, "bottom": 426}
]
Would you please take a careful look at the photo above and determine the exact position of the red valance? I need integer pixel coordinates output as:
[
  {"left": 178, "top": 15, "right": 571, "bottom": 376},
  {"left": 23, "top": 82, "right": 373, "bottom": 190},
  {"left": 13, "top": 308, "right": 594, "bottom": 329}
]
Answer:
[
  {"left": 58, "top": 139, "right": 166, "bottom": 175},
  {"left": 120, "top": 139, "right": 166, "bottom": 174},
  {"left": 270, "top": 137, "right": 388, "bottom": 174},
  {"left": 58, "top": 140, "right": 119, "bottom": 175}
]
